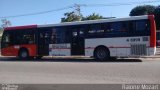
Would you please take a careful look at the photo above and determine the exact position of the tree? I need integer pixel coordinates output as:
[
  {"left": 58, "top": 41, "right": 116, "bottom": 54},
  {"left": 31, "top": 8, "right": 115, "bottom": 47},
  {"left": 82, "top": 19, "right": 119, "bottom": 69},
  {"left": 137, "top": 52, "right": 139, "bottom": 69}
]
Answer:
[
  {"left": 61, "top": 11, "right": 106, "bottom": 22},
  {"left": 129, "top": 5, "right": 155, "bottom": 16},
  {"left": 154, "top": 6, "right": 160, "bottom": 30},
  {"left": 61, "top": 11, "right": 82, "bottom": 22},
  {"left": 82, "top": 13, "right": 105, "bottom": 21}
]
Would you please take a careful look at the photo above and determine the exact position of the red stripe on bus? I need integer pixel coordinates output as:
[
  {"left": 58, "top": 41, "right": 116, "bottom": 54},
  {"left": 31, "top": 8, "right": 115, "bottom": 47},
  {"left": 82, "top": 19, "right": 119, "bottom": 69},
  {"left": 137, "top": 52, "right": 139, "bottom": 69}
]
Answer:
[
  {"left": 4, "top": 25, "right": 37, "bottom": 30},
  {"left": 85, "top": 47, "right": 130, "bottom": 49},
  {"left": 148, "top": 15, "right": 156, "bottom": 47},
  {"left": 85, "top": 46, "right": 150, "bottom": 49}
]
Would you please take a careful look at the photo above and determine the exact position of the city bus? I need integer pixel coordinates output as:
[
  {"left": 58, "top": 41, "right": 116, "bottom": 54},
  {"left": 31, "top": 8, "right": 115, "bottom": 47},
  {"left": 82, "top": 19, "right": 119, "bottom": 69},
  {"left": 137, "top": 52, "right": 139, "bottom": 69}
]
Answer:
[{"left": 1, "top": 15, "right": 156, "bottom": 61}]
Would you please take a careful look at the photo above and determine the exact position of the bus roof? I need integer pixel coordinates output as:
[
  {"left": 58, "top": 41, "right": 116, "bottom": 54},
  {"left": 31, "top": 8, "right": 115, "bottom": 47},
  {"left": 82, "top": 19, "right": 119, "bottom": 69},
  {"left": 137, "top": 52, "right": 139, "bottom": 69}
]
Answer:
[
  {"left": 4, "top": 15, "right": 152, "bottom": 30},
  {"left": 4, "top": 25, "right": 37, "bottom": 30},
  {"left": 39, "top": 15, "right": 150, "bottom": 28}
]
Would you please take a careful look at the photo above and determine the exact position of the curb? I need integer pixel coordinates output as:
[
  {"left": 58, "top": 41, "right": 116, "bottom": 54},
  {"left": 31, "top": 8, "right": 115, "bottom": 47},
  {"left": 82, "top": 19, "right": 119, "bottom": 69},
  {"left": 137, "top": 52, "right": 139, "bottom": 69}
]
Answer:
[
  {"left": 141, "top": 56, "right": 160, "bottom": 58},
  {"left": 0, "top": 52, "right": 160, "bottom": 58},
  {"left": 0, "top": 56, "right": 159, "bottom": 59}
]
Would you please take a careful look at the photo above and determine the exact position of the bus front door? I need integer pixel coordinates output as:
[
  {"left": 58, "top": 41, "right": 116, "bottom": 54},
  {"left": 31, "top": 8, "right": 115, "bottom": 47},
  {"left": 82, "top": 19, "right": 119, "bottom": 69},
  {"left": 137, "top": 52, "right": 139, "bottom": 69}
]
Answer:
[{"left": 71, "top": 30, "right": 85, "bottom": 55}]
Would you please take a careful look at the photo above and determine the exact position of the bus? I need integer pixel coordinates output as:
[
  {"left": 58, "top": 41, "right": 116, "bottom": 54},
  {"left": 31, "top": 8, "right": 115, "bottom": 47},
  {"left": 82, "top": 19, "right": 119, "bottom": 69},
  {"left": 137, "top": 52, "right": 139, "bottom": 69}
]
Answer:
[{"left": 1, "top": 15, "right": 156, "bottom": 61}]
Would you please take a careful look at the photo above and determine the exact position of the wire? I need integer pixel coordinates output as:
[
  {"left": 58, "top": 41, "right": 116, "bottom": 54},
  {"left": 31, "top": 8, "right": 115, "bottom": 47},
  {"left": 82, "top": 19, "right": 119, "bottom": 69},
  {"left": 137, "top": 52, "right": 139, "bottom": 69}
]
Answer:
[
  {"left": 0, "top": 0, "right": 159, "bottom": 18},
  {"left": 82, "top": 0, "right": 160, "bottom": 7},
  {"left": 0, "top": 5, "right": 74, "bottom": 18}
]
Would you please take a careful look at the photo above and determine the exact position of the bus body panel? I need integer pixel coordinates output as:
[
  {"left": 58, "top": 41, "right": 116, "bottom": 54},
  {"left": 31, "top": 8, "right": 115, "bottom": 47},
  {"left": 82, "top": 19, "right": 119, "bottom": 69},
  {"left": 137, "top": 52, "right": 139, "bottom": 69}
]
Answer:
[
  {"left": 1, "top": 25, "right": 37, "bottom": 57},
  {"left": 49, "top": 43, "right": 71, "bottom": 56},
  {"left": 148, "top": 47, "right": 156, "bottom": 55},
  {"left": 1, "top": 44, "right": 37, "bottom": 57},
  {"left": 85, "top": 36, "right": 151, "bottom": 57}
]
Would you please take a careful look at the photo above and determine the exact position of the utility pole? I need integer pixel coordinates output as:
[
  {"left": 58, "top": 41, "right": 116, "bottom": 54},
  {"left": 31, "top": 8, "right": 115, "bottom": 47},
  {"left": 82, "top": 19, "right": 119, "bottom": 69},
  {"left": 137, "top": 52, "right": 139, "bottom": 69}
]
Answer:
[
  {"left": 73, "top": 4, "right": 86, "bottom": 20},
  {"left": 1, "top": 19, "right": 11, "bottom": 28},
  {"left": 74, "top": 4, "right": 81, "bottom": 16}
]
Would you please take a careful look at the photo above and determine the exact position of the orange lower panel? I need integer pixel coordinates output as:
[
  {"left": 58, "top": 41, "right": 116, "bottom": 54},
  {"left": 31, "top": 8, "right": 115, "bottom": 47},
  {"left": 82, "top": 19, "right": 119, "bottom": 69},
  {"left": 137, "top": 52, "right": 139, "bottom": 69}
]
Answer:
[{"left": 1, "top": 44, "right": 37, "bottom": 57}]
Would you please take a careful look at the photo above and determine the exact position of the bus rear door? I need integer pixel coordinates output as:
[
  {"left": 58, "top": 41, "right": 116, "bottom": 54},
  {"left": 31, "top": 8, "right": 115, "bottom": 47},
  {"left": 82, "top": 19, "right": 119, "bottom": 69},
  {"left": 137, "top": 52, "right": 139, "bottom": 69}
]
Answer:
[{"left": 71, "top": 28, "right": 85, "bottom": 55}]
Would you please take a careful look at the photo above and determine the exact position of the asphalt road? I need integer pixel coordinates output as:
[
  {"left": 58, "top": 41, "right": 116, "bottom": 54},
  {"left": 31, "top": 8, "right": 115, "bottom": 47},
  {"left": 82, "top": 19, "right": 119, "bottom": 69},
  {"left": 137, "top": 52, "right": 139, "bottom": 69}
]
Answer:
[{"left": 0, "top": 57, "right": 160, "bottom": 84}]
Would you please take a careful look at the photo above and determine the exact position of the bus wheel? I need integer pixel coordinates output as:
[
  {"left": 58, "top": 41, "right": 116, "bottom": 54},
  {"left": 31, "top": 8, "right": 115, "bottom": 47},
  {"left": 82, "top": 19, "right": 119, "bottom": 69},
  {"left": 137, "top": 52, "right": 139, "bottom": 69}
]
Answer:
[
  {"left": 94, "top": 46, "right": 110, "bottom": 61},
  {"left": 19, "top": 49, "right": 29, "bottom": 59}
]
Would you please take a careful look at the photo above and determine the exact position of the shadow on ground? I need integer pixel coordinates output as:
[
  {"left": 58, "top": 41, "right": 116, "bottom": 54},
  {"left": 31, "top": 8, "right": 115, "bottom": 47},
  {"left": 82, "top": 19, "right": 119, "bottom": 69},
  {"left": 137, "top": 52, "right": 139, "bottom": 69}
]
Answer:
[{"left": 0, "top": 57, "right": 142, "bottom": 63}]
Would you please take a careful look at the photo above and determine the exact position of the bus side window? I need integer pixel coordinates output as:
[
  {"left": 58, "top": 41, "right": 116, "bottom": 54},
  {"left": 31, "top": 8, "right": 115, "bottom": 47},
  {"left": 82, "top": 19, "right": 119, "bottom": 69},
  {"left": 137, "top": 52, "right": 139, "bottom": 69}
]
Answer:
[
  {"left": 122, "top": 21, "right": 129, "bottom": 32},
  {"left": 17, "top": 29, "right": 35, "bottom": 44},
  {"left": 50, "top": 29, "right": 56, "bottom": 44},
  {"left": 128, "top": 21, "right": 134, "bottom": 33},
  {"left": 14, "top": 31, "right": 21, "bottom": 44},
  {"left": 102, "top": 23, "right": 111, "bottom": 33},
  {"left": 73, "top": 31, "right": 78, "bottom": 36},
  {"left": 106, "top": 23, "right": 111, "bottom": 32},
  {"left": 2, "top": 32, "right": 10, "bottom": 43},
  {"left": 44, "top": 31, "right": 52, "bottom": 44},
  {"left": 135, "top": 20, "right": 150, "bottom": 31},
  {"left": 88, "top": 24, "right": 97, "bottom": 34},
  {"left": 54, "top": 27, "right": 68, "bottom": 43},
  {"left": 111, "top": 22, "right": 122, "bottom": 32},
  {"left": 2, "top": 31, "right": 14, "bottom": 45},
  {"left": 135, "top": 20, "right": 147, "bottom": 31},
  {"left": 88, "top": 24, "right": 104, "bottom": 34}
]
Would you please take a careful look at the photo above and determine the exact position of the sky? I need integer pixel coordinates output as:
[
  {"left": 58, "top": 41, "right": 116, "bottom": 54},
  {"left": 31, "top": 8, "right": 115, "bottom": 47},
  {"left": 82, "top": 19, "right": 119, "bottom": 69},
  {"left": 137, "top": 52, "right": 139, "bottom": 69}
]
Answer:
[{"left": 0, "top": 0, "right": 160, "bottom": 26}]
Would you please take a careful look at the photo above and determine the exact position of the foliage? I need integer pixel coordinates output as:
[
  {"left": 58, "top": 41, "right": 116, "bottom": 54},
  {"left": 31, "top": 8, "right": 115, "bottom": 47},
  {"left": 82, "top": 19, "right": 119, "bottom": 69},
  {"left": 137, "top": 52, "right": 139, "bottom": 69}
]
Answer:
[
  {"left": 61, "top": 11, "right": 106, "bottom": 22},
  {"left": 82, "top": 13, "right": 104, "bottom": 21},
  {"left": 61, "top": 11, "right": 82, "bottom": 22},
  {"left": 129, "top": 5, "right": 156, "bottom": 16}
]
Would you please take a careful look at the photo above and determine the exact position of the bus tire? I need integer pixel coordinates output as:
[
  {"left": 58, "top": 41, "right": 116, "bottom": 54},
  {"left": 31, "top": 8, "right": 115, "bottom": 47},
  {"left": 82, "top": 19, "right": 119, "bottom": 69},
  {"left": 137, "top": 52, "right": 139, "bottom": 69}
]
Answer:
[
  {"left": 94, "top": 46, "right": 110, "bottom": 61},
  {"left": 18, "top": 48, "right": 29, "bottom": 59}
]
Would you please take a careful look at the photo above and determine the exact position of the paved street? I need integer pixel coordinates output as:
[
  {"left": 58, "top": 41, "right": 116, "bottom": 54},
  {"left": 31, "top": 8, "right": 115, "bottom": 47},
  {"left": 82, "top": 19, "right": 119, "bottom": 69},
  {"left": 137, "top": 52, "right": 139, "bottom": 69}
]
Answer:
[{"left": 0, "top": 57, "right": 160, "bottom": 84}]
